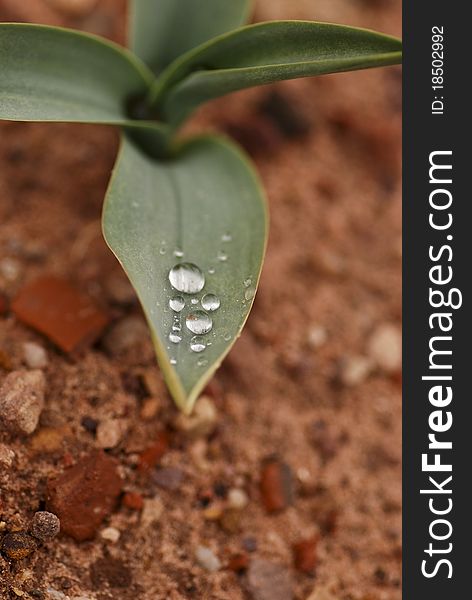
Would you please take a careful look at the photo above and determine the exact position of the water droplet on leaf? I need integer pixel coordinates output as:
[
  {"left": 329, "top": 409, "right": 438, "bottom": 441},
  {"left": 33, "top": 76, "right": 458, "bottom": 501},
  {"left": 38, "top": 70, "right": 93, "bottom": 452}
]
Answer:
[
  {"left": 169, "top": 263, "right": 205, "bottom": 294},
  {"left": 169, "top": 332, "right": 182, "bottom": 344},
  {"left": 221, "top": 233, "right": 232, "bottom": 242},
  {"left": 217, "top": 250, "right": 228, "bottom": 262},
  {"left": 190, "top": 336, "right": 206, "bottom": 353},
  {"left": 186, "top": 310, "right": 212, "bottom": 335},
  {"left": 244, "top": 288, "right": 255, "bottom": 301},
  {"left": 201, "top": 294, "right": 220, "bottom": 312},
  {"left": 169, "top": 296, "right": 185, "bottom": 312}
]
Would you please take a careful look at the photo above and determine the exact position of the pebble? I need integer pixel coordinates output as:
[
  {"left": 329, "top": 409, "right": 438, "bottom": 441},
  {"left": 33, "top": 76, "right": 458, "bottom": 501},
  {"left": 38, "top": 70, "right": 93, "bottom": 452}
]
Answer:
[
  {"left": 338, "top": 355, "right": 372, "bottom": 386},
  {"left": 367, "top": 324, "right": 402, "bottom": 373},
  {"left": 228, "top": 488, "right": 249, "bottom": 510},
  {"left": 0, "top": 369, "right": 46, "bottom": 436},
  {"left": 0, "top": 257, "right": 22, "bottom": 281},
  {"left": 1, "top": 532, "right": 38, "bottom": 560},
  {"left": 46, "top": 450, "right": 122, "bottom": 541},
  {"left": 245, "top": 559, "right": 293, "bottom": 600},
  {"left": 195, "top": 545, "right": 221, "bottom": 572},
  {"left": 174, "top": 395, "right": 217, "bottom": 438},
  {"left": 140, "top": 397, "right": 160, "bottom": 421},
  {"left": 96, "top": 418, "right": 127, "bottom": 449},
  {"left": 259, "top": 457, "right": 294, "bottom": 513},
  {"left": 292, "top": 536, "right": 318, "bottom": 574},
  {"left": 12, "top": 276, "right": 109, "bottom": 353},
  {"left": 29, "top": 511, "right": 60, "bottom": 542},
  {"left": 22, "top": 342, "right": 48, "bottom": 369},
  {"left": 122, "top": 492, "right": 144, "bottom": 511},
  {"left": 102, "top": 316, "right": 149, "bottom": 357},
  {"left": 152, "top": 467, "right": 184, "bottom": 491},
  {"left": 227, "top": 552, "right": 249, "bottom": 573},
  {"left": 137, "top": 432, "right": 169, "bottom": 472},
  {"left": 0, "top": 443, "right": 15, "bottom": 468},
  {"left": 100, "top": 527, "right": 120, "bottom": 543},
  {"left": 140, "top": 497, "right": 164, "bottom": 528},
  {"left": 307, "top": 326, "right": 327, "bottom": 349}
]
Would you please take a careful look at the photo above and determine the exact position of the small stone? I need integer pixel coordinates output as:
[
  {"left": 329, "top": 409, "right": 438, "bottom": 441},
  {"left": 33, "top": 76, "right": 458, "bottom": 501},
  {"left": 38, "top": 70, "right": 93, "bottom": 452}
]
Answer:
[
  {"left": 80, "top": 416, "right": 98, "bottom": 435},
  {"left": 219, "top": 508, "right": 242, "bottom": 533},
  {"left": 245, "top": 559, "right": 293, "bottom": 600},
  {"left": 0, "top": 369, "right": 45, "bottom": 436},
  {"left": 122, "top": 492, "right": 144, "bottom": 511},
  {"left": 100, "top": 527, "right": 120, "bottom": 543},
  {"left": 338, "top": 355, "right": 372, "bottom": 386},
  {"left": 1, "top": 532, "right": 37, "bottom": 560},
  {"left": 367, "top": 324, "right": 402, "bottom": 373},
  {"left": 0, "top": 443, "right": 15, "bottom": 468},
  {"left": 29, "top": 426, "right": 70, "bottom": 454},
  {"left": 137, "top": 432, "right": 169, "bottom": 472},
  {"left": 102, "top": 316, "right": 149, "bottom": 357},
  {"left": 46, "top": 450, "right": 122, "bottom": 541},
  {"left": 140, "top": 497, "right": 164, "bottom": 528},
  {"left": 12, "top": 276, "right": 109, "bottom": 353},
  {"left": 307, "top": 326, "right": 327, "bottom": 349},
  {"left": 195, "top": 545, "right": 221, "bottom": 572},
  {"left": 152, "top": 467, "right": 184, "bottom": 491},
  {"left": 228, "top": 488, "right": 249, "bottom": 510},
  {"left": 260, "top": 457, "right": 294, "bottom": 513},
  {"left": 174, "top": 396, "right": 217, "bottom": 438},
  {"left": 0, "top": 257, "right": 21, "bottom": 281},
  {"left": 22, "top": 342, "right": 48, "bottom": 369},
  {"left": 140, "top": 397, "right": 160, "bottom": 421},
  {"left": 292, "top": 536, "right": 318, "bottom": 574},
  {"left": 242, "top": 537, "right": 258, "bottom": 553},
  {"left": 96, "top": 418, "right": 127, "bottom": 449},
  {"left": 30, "top": 511, "right": 60, "bottom": 542},
  {"left": 227, "top": 552, "right": 249, "bottom": 573}
]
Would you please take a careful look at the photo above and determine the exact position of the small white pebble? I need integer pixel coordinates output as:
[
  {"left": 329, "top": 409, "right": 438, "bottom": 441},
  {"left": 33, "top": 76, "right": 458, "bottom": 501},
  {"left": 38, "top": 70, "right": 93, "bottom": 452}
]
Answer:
[
  {"left": 307, "top": 326, "right": 327, "bottom": 349},
  {"left": 100, "top": 526, "right": 120, "bottom": 543},
  {"left": 227, "top": 488, "right": 249, "bottom": 510},
  {"left": 0, "top": 257, "right": 21, "bottom": 281},
  {"left": 339, "top": 355, "right": 372, "bottom": 386},
  {"left": 22, "top": 342, "right": 48, "bottom": 369},
  {"left": 96, "top": 418, "right": 127, "bottom": 449},
  {"left": 174, "top": 396, "right": 217, "bottom": 438},
  {"left": 367, "top": 324, "right": 402, "bottom": 373},
  {"left": 195, "top": 545, "right": 221, "bottom": 572},
  {"left": 140, "top": 497, "right": 164, "bottom": 528}
]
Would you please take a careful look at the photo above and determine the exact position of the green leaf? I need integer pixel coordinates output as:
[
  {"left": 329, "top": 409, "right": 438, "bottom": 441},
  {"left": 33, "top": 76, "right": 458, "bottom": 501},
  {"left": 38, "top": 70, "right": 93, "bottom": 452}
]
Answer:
[
  {"left": 103, "top": 133, "right": 268, "bottom": 413},
  {"left": 0, "top": 23, "right": 156, "bottom": 125},
  {"left": 149, "top": 20, "right": 402, "bottom": 126},
  {"left": 129, "top": 0, "right": 252, "bottom": 75}
]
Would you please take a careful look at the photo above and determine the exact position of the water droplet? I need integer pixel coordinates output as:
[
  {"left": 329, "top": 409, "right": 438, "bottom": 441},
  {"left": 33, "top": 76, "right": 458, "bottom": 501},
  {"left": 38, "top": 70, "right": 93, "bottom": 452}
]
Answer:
[
  {"left": 208, "top": 267, "right": 215, "bottom": 275},
  {"left": 244, "top": 288, "right": 255, "bottom": 301},
  {"left": 190, "top": 336, "right": 206, "bottom": 353},
  {"left": 169, "top": 296, "right": 185, "bottom": 312},
  {"left": 217, "top": 250, "right": 227, "bottom": 262},
  {"left": 169, "top": 332, "right": 182, "bottom": 344},
  {"left": 185, "top": 310, "right": 212, "bottom": 335},
  {"left": 191, "top": 298, "right": 199, "bottom": 305},
  {"left": 224, "top": 333, "right": 231, "bottom": 342},
  {"left": 173, "top": 248, "right": 184, "bottom": 258},
  {"left": 221, "top": 232, "right": 232, "bottom": 242},
  {"left": 170, "top": 358, "right": 177, "bottom": 365},
  {"left": 197, "top": 357, "right": 208, "bottom": 367},
  {"left": 169, "top": 263, "right": 205, "bottom": 294},
  {"left": 244, "top": 278, "right": 252, "bottom": 288},
  {"left": 201, "top": 293, "right": 220, "bottom": 312}
]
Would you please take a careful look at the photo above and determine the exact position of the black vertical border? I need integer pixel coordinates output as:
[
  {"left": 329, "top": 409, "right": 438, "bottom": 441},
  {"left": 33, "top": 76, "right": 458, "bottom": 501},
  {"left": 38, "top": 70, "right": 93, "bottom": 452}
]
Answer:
[{"left": 403, "top": 2, "right": 471, "bottom": 597}]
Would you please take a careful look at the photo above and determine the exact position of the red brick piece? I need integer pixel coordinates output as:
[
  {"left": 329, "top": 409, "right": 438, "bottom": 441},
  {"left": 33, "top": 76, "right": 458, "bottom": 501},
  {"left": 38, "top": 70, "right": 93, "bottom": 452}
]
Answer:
[
  {"left": 46, "top": 450, "right": 122, "bottom": 541},
  {"left": 12, "top": 276, "right": 109, "bottom": 352},
  {"left": 292, "top": 536, "right": 318, "bottom": 574},
  {"left": 259, "top": 457, "right": 294, "bottom": 513}
]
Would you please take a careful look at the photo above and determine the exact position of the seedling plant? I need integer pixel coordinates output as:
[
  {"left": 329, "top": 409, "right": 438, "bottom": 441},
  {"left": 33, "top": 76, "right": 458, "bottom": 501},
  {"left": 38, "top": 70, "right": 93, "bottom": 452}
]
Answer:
[{"left": 0, "top": 0, "right": 402, "bottom": 413}]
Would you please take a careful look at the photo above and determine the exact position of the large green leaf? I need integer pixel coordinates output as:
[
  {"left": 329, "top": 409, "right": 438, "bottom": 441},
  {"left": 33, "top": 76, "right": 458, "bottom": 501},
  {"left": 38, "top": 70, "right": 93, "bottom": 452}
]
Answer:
[
  {"left": 103, "top": 133, "right": 268, "bottom": 413},
  {"left": 0, "top": 23, "right": 156, "bottom": 125},
  {"left": 129, "top": 0, "right": 252, "bottom": 75},
  {"left": 149, "top": 20, "right": 402, "bottom": 125}
]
